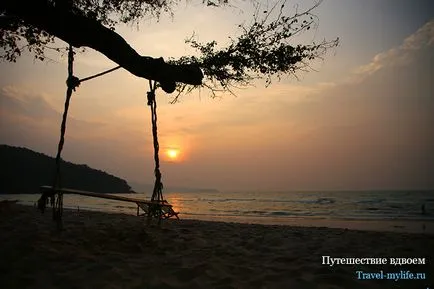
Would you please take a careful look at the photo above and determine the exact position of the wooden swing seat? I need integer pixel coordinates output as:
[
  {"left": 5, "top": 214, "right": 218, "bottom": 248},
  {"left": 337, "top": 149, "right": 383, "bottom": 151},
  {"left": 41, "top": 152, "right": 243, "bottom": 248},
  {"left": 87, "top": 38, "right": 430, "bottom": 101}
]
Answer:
[{"left": 40, "top": 185, "right": 179, "bottom": 220}]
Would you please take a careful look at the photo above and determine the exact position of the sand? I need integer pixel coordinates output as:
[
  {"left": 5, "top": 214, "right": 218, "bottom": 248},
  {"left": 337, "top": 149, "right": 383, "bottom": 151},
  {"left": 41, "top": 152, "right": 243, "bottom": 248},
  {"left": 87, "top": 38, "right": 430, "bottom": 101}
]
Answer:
[{"left": 1, "top": 203, "right": 433, "bottom": 289}]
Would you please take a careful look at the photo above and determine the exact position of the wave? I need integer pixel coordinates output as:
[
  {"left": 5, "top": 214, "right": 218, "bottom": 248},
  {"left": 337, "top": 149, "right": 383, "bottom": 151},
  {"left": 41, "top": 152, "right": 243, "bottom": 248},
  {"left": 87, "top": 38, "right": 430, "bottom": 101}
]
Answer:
[
  {"left": 269, "top": 211, "right": 294, "bottom": 216},
  {"left": 194, "top": 197, "right": 336, "bottom": 205},
  {"left": 356, "top": 198, "right": 387, "bottom": 204},
  {"left": 197, "top": 198, "right": 257, "bottom": 203},
  {"left": 316, "top": 198, "right": 336, "bottom": 204}
]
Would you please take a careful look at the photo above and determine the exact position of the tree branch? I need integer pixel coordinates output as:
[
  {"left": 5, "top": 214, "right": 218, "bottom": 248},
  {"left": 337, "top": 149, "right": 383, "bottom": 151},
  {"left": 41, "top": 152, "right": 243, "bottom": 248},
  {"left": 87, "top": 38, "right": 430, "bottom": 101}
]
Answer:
[{"left": 2, "top": 0, "right": 204, "bottom": 92}]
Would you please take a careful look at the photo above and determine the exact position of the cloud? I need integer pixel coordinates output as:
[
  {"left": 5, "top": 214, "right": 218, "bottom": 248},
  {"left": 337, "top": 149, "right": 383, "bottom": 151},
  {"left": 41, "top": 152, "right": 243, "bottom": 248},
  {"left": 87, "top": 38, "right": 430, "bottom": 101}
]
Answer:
[
  {"left": 401, "top": 19, "right": 434, "bottom": 50},
  {"left": 352, "top": 19, "right": 434, "bottom": 82}
]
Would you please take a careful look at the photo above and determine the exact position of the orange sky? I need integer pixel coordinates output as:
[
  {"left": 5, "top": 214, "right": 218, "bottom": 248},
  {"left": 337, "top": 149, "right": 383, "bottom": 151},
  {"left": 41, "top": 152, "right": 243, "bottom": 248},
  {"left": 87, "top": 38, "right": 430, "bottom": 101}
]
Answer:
[{"left": 1, "top": 0, "right": 433, "bottom": 191}]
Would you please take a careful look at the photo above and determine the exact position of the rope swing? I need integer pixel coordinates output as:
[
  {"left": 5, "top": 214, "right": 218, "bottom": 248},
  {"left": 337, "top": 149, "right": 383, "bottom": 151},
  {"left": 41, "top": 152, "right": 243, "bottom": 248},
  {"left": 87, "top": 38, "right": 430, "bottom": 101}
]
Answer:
[
  {"left": 146, "top": 80, "right": 165, "bottom": 224},
  {"left": 38, "top": 44, "right": 172, "bottom": 227}
]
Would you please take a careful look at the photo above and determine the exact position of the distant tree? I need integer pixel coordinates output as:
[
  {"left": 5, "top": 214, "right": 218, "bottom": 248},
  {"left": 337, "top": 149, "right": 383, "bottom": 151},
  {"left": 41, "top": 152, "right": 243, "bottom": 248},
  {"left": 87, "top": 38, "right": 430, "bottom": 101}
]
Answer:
[
  {"left": 0, "top": 145, "right": 132, "bottom": 193},
  {"left": 1, "top": 0, "right": 338, "bottom": 95}
]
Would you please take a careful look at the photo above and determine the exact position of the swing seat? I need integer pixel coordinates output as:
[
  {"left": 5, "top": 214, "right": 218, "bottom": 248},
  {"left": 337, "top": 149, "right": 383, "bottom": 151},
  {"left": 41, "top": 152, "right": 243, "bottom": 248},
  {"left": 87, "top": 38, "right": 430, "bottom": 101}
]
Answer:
[
  {"left": 136, "top": 201, "right": 179, "bottom": 219},
  {"left": 40, "top": 185, "right": 179, "bottom": 220}
]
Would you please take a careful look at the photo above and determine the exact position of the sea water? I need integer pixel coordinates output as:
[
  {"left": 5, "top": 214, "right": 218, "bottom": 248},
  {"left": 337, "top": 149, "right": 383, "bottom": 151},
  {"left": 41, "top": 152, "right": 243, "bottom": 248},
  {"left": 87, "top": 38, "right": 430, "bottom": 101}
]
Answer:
[{"left": 2, "top": 190, "right": 433, "bottom": 227}]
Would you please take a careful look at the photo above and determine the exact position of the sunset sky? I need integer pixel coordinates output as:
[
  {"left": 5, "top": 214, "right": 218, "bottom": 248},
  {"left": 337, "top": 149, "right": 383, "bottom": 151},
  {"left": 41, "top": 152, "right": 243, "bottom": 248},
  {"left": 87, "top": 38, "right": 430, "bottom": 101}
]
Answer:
[{"left": 1, "top": 0, "right": 433, "bottom": 192}]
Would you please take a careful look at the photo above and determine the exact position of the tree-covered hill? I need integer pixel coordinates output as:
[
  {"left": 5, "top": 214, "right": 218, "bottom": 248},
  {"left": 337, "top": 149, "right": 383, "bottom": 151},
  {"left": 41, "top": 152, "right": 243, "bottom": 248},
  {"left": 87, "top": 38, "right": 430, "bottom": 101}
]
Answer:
[{"left": 0, "top": 144, "right": 132, "bottom": 194}]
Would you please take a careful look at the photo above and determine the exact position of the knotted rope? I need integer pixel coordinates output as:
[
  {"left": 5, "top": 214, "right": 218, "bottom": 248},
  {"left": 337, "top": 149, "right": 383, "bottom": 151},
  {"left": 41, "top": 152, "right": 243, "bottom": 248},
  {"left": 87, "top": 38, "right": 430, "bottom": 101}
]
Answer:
[
  {"left": 37, "top": 44, "right": 77, "bottom": 227},
  {"left": 37, "top": 45, "right": 121, "bottom": 226},
  {"left": 146, "top": 80, "right": 166, "bottom": 223}
]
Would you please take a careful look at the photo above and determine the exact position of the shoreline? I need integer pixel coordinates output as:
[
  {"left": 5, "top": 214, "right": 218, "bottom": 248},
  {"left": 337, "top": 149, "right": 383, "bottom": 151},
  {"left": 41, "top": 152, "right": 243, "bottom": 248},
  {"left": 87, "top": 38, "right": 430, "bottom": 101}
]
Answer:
[
  {"left": 1, "top": 203, "right": 433, "bottom": 289},
  {"left": 180, "top": 213, "right": 434, "bottom": 234},
  {"left": 6, "top": 199, "right": 434, "bottom": 234}
]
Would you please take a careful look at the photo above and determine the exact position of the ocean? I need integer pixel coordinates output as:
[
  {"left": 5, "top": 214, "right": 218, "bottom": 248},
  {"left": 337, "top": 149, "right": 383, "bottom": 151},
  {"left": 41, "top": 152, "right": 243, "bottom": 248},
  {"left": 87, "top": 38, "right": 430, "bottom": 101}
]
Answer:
[{"left": 2, "top": 190, "right": 433, "bottom": 228}]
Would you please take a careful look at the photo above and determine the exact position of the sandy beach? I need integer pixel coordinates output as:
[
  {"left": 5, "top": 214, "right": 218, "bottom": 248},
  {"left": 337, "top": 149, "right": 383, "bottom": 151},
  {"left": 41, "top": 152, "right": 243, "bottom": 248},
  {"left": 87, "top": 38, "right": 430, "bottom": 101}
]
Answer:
[{"left": 1, "top": 203, "right": 433, "bottom": 289}]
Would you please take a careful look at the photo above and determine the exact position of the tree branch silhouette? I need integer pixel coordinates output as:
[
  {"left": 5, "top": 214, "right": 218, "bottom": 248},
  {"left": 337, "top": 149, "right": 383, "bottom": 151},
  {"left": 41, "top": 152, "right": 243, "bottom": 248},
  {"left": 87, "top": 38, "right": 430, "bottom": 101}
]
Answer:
[{"left": 1, "top": 0, "right": 339, "bottom": 96}]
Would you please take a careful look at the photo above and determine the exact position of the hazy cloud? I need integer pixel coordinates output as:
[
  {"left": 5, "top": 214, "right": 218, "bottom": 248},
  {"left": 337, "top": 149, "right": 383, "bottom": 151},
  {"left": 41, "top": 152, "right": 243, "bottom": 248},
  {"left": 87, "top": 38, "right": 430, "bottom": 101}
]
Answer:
[{"left": 353, "top": 19, "right": 434, "bottom": 82}]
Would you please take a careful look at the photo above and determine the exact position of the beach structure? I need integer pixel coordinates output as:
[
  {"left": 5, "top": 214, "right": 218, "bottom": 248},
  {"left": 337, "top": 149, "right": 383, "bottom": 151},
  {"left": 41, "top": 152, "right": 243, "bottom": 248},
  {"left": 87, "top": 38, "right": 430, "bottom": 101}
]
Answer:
[
  {"left": 38, "top": 45, "right": 178, "bottom": 227},
  {"left": 40, "top": 186, "right": 179, "bottom": 220}
]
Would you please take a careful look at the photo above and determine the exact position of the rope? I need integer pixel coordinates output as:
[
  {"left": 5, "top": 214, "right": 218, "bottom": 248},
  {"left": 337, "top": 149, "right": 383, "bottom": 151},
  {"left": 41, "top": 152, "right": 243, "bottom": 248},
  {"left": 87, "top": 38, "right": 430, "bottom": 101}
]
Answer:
[
  {"left": 147, "top": 80, "right": 164, "bottom": 202},
  {"left": 63, "top": 65, "right": 122, "bottom": 90},
  {"left": 147, "top": 80, "right": 165, "bottom": 222},
  {"left": 79, "top": 66, "right": 121, "bottom": 83},
  {"left": 51, "top": 44, "right": 79, "bottom": 225}
]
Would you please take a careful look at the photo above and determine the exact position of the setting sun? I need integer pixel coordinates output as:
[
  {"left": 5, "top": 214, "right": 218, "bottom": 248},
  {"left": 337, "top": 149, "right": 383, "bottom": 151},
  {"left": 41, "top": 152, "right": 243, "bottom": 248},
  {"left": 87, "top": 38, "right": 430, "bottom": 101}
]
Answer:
[{"left": 166, "top": 149, "right": 179, "bottom": 160}]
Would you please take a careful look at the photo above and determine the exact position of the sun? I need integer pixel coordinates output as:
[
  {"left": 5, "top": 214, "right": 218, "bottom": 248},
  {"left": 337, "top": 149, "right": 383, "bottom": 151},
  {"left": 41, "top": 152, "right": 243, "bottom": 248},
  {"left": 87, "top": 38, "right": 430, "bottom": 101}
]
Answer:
[{"left": 166, "top": 149, "right": 179, "bottom": 160}]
